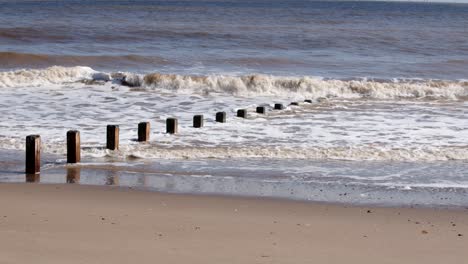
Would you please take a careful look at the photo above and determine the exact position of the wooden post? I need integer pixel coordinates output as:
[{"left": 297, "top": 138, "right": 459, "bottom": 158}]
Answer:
[
  {"left": 26, "top": 174, "right": 40, "bottom": 183},
  {"left": 138, "top": 122, "right": 150, "bottom": 142},
  {"left": 193, "top": 115, "right": 204, "bottom": 128},
  {"left": 67, "top": 130, "right": 80, "bottom": 163},
  {"left": 237, "top": 109, "right": 247, "bottom": 118},
  {"left": 166, "top": 118, "right": 178, "bottom": 134},
  {"left": 66, "top": 168, "right": 81, "bottom": 184},
  {"left": 256, "top": 106, "right": 266, "bottom": 114},
  {"left": 304, "top": 99, "right": 312, "bottom": 103},
  {"left": 274, "top": 103, "right": 284, "bottom": 110},
  {"left": 25, "top": 135, "right": 41, "bottom": 174},
  {"left": 106, "top": 125, "right": 119, "bottom": 150},
  {"left": 290, "top": 102, "right": 299, "bottom": 106},
  {"left": 216, "top": 112, "right": 226, "bottom": 123}
]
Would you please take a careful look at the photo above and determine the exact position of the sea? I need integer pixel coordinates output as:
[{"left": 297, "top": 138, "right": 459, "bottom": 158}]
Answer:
[{"left": 0, "top": 0, "right": 467, "bottom": 207}]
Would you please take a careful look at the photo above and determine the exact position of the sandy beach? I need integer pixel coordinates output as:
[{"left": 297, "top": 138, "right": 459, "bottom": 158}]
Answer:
[{"left": 0, "top": 183, "right": 466, "bottom": 264}]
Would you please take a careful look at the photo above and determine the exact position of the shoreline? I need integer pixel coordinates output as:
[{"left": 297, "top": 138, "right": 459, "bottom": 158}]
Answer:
[
  {"left": 1, "top": 148, "right": 468, "bottom": 209},
  {"left": 4, "top": 180, "right": 468, "bottom": 212},
  {"left": 1, "top": 183, "right": 467, "bottom": 263}
]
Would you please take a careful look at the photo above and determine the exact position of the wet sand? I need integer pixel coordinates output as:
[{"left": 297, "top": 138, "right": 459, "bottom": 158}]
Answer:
[{"left": 0, "top": 183, "right": 467, "bottom": 264}]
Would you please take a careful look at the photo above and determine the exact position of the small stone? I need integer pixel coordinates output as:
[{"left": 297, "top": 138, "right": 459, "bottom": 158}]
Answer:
[
  {"left": 367, "top": 210, "right": 372, "bottom": 213},
  {"left": 458, "top": 234, "right": 463, "bottom": 237},
  {"left": 421, "top": 230, "right": 428, "bottom": 234}
]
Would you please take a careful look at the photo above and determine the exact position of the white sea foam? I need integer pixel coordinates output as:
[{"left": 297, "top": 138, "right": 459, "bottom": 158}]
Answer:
[
  {"left": 1, "top": 67, "right": 467, "bottom": 100},
  {"left": 1, "top": 134, "right": 467, "bottom": 162},
  {"left": 0, "top": 66, "right": 109, "bottom": 88},
  {"left": 123, "top": 73, "right": 468, "bottom": 100},
  {"left": 0, "top": 67, "right": 467, "bottom": 162},
  {"left": 95, "top": 145, "right": 468, "bottom": 162}
]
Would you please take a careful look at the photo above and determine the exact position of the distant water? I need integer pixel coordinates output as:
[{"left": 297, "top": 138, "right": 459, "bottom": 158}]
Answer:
[
  {"left": 0, "top": 0, "right": 467, "bottom": 206},
  {"left": 1, "top": 0, "right": 468, "bottom": 78}
]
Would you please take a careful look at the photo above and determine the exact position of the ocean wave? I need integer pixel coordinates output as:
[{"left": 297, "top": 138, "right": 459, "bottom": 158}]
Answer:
[
  {"left": 0, "top": 52, "right": 172, "bottom": 69},
  {"left": 0, "top": 27, "right": 72, "bottom": 43},
  {"left": 1, "top": 138, "right": 466, "bottom": 162},
  {"left": 0, "top": 66, "right": 105, "bottom": 88},
  {"left": 0, "top": 26, "right": 237, "bottom": 43},
  {"left": 123, "top": 72, "right": 468, "bottom": 100},
  {"left": 118, "top": 145, "right": 468, "bottom": 162},
  {"left": 1, "top": 66, "right": 467, "bottom": 100}
]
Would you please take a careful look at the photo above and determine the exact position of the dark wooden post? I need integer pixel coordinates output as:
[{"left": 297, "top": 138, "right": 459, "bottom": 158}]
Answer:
[
  {"left": 106, "top": 125, "right": 119, "bottom": 150},
  {"left": 274, "top": 103, "right": 284, "bottom": 110},
  {"left": 193, "top": 115, "right": 204, "bottom": 128},
  {"left": 304, "top": 99, "right": 312, "bottom": 103},
  {"left": 256, "top": 106, "right": 266, "bottom": 114},
  {"left": 25, "top": 135, "right": 41, "bottom": 174},
  {"left": 166, "top": 118, "right": 178, "bottom": 134},
  {"left": 216, "top": 112, "right": 226, "bottom": 123},
  {"left": 138, "top": 122, "right": 150, "bottom": 142},
  {"left": 67, "top": 130, "right": 81, "bottom": 163},
  {"left": 290, "top": 102, "right": 299, "bottom": 106},
  {"left": 237, "top": 109, "right": 247, "bottom": 118}
]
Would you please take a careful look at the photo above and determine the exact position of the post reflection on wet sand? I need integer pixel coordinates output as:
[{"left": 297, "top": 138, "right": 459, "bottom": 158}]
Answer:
[
  {"left": 105, "top": 170, "right": 119, "bottom": 186},
  {"left": 66, "top": 167, "right": 81, "bottom": 184},
  {"left": 26, "top": 174, "right": 40, "bottom": 183}
]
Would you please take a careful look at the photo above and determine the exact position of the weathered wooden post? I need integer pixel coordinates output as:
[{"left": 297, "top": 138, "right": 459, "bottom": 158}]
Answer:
[
  {"left": 166, "top": 118, "right": 178, "bottom": 134},
  {"left": 106, "top": 125, "right": 119, "bottom": 150},
  {"left": 237, "top": 109, "right": 247, "bottom": 118},
  {"left": 66, "top": 167, "right": 81, "bottom": 184},
  {"left": 25, "top": 135, "right": 41, "bottom": 174},
  {"left": 304, "top": 99, "right": 312, "bottom": 103},
  {"left": 290, "top": 102, "right": 299, "bottom": 106},
  {"left": 256, "top": 106, "right": 266, "bottom": 114},
  {"left": 26, "top": 174, "right": 40, "bottom": 183},
  {"left": 216, "top": 112, "right": 226, "bottom": 123},
  {"left": 138, "top": 122, "right": 150, "bottom": 142},
  {"left": 274, "top": 103, "right": 284, "bottom": 110},
  {"left": 67, "top": 130, "right": 80, "bottom": 163},
  {"left": 193, "top": 115, "right": 204, "bottom": 128}
]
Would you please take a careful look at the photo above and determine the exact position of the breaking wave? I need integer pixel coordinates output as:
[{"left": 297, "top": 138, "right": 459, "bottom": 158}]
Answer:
[
  {"left": 1, "top": 66, "right": 467, "bottom": 100},
  {"left": 0, "top": 66, "right": 108, "bottom": 88},
  {"left": 127, "top": 73, "right": 468, "bottom": 99},
  {"left": 118, "top": 145, "right": 468, "bottom": 162}
]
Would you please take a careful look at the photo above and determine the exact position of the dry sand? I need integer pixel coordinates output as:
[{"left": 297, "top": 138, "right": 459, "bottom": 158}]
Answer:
[{"left": 0, "top": 183, "right": 467, "bottom": 264}]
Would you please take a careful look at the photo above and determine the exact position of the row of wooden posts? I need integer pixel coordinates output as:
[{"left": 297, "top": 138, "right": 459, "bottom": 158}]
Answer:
[{"left": 25, "top": 100, "right": 313, "bottom": 175}]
